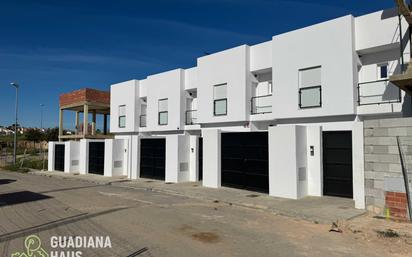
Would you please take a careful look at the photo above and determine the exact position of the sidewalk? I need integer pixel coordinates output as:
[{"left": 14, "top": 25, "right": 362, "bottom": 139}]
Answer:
[
  {"left": 30, "top": 170, "right": 366, "bottom": 224},
  {"left": 30, "top": 170, "right": 129, "bottom": 185}
]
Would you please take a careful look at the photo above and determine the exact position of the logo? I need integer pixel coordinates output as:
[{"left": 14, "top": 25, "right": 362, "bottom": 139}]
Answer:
[
  {"left": 12, "top": 235, "right": 49, "bottom": 257},
  {"left": 11, "top": 234, "right": 112, "bottom": 257}
]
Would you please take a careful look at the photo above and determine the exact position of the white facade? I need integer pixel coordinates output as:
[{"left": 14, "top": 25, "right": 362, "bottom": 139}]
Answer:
[{"left": 54, "top": 8, "right": 411, "bottom": 211}]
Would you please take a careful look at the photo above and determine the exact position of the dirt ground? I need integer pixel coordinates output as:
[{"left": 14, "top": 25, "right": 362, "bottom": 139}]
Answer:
[{"left": 0, "top": 170, "right": 411, "bottom": 257}]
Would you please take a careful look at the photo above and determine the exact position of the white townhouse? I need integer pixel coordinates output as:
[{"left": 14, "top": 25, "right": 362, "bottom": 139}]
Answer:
[{"left": 50, "top": 8, "right": 412, "bottom": 210}]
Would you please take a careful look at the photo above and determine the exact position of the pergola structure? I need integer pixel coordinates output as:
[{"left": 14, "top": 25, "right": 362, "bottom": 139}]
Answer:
[{"left": 59, "top": 88, "right": 112, "bottom": 141}]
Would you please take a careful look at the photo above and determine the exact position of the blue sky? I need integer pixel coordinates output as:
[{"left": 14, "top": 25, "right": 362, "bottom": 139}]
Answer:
[{"left": 0, "top": 0, "right": 395, "bottom": 129}]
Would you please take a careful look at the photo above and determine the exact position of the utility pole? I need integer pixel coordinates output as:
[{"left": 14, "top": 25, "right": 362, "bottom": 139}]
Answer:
[
  {"left": 40, "top": 104, "right": 45, "bottom": 170},
  {"left": 10, "top": 82, "right": 19, "bottom": 165}
]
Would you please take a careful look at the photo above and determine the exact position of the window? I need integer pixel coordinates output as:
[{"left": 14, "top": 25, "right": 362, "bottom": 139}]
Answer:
[
  {"left": 158, "top": 98, "right": 168, "bottom": 125},
  {"left": 378, "top": 63, "right": 388, "bottom": 79},
  {"left": 299, "top": 66, "right": 322, "bottom": 108},
  {"left": 118, "top": 105, "right": 126, "bottom": 128},
  {"left": 213, "top": 83, "right": 227, "bottom": 116}
]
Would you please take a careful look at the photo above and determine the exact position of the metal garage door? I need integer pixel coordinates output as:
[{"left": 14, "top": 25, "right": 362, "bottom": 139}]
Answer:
[
  {"left": 222, "top": 132, "right": 269, "bottom": 193},
  {"left": 140, "top": 139, "right": 166, "bottom": 180},
  {"left": 54, "top": 144, "right": 65, "bottom": 171},
  {"left": 199, "top": 137, "right": 203, "bottom": 181},
  {"left": 323, "top": 131, "right": 353, "bottom": 198},
  {"left": 89, "top": 142, "right": 105, "bottom": 175}
]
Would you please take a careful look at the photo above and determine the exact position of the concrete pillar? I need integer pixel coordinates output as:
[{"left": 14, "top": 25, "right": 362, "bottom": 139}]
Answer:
[
  {"left": 92, "top": 110, "right": 97, "bottom": 135},
  {"left": 178, "top": 134, "right": 190, "bottom": 182},
  {"left": 75, "top": 111, "right": 79, "bottom": 135},
  {"left": 79, "top": 139, "right": 88, "bottom": 174},
  {"left": 58, "top": 109, "right": 63, "bottom": 141},
  {"left": 166, "top": 135, "right": 179, "bottom": 183},
  {"left": 103, "top": 114, "right": 108, "bottom": 135},
  {"left": 353, "top": 122, "right": 365, "bottom": 209},
  {"left": 104, "top": 139, "right": 114, "bottom": 177},
  {"left": 48, "top": 142, "right": 55, "bottom": 171},
  {"left": 307, "top": 126, "right": 323, "bottom": 197},
  {"left": 269, "top": 125, "right": 308, "bottom": 199},
  {"left": 131, "top": 135, "right": 140, "bottom": 180},
  {"left": 83, "top": 104, "right": 89, "bottom": 136},
  {"left": 189, "top": 135, "right": 199, "bottom": 182},
  {"left": 64, "top": 142, "right": 70, "bottom": 174},
  {"left": 64, "top": 141, "right": 80, "bottom": 174},
  {"left": 202, "top": 129, "right": 221, "bottom": 188}
]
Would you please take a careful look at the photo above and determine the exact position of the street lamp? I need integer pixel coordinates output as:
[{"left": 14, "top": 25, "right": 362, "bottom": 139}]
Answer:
[
  {"left": 40, "top": 104, "right": 44, "bottom": 130},
  {"left": 40, "top": 104, "right": 45, "bottom": 170},
  {"left": 10, "top": 82, "right": 19, "bottom": 165}
]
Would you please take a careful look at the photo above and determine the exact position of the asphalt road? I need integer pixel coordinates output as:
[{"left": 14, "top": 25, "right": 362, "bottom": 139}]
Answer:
[{"left": 0, "top": 171, "right": 398, "bottom": 257}]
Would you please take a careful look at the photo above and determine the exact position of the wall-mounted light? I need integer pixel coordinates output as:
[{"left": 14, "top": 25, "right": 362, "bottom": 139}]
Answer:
[{"left": 310, "top": 146, "right": 314, "bottom": 156}]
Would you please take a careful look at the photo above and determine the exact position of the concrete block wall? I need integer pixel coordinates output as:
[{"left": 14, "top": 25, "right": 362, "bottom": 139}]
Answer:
[{"left": 364, "top": 117, "right": 412, "bottom": 220}]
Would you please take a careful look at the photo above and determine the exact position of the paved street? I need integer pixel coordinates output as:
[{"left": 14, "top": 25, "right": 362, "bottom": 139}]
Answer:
[{"left": 0, "top": 171, "right": 409, "bottom": 257}]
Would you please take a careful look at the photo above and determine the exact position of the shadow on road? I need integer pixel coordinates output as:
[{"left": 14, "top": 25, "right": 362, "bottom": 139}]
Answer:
[
  {"left": 0, "top": 206, "right": 130, "bottom": 243},
  {"left": 0, "top": 191, "right": 51, "bottom": 206},
  {"left": 0, "top": 179, "right": 16, "bottom": 185}
]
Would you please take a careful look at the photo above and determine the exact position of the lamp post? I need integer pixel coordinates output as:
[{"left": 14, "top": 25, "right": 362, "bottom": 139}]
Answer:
[
  {"left": 40, "top": 104, "right": 44, "bottom": 130},
  {"left": 10, "top": 82, "right": 19, "bottom": 165},
  {"left": 40, "top": 104, "right": 45, "bottom": 170}
]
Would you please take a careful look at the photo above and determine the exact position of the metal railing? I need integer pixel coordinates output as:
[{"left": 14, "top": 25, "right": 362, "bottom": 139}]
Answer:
[
  {"left": 185, "top": 110, "right": 198, "bottom": 125},
  {"left": 357, "top": 79, "right": 401, "bottom": 106},
  {"left": 139, "top": 114, "right": 146, "bottom": 127},
  {"left": 251, "top": 94, "right": 272, "bottom": 114}
]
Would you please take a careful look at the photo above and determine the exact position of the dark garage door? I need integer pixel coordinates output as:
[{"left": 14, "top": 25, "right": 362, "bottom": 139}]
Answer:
[
  {"left": 89, "top": 142, "right": 105, "bottom": 175},
  {"left": 222, "top": 132, "right": 269, "bottom": 193},
  {"left": 199, "top": 137, "right": 203, "bottom": 181},
  {"left": 323, "top": 131, "right": 353, "bottom": 198},
  {"left": 140, "top": 139, "right": 166, "bottom": 180},
  {"left": 54, "top": 144, "right": 65, "bottom": 171}
]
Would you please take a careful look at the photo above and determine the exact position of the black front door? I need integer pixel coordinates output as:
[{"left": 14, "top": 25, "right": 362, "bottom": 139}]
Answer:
[
  {"left": 323, "top": 131, "right": 353, "bottom": 198},
  {"left": 199, "top": 137, "right": 203, "bottom": 181},
  {"left": 54, "top": 144, "right": 65, "bottom": 171},
  {"left": 140, "top": 139, "right": 166, "bottom": 180},
  {"left": 89, "top": 142, "right": 105, "bottom": 175},
  {"left": 221, "top": 132, "right": 269, "bottom": 193}
]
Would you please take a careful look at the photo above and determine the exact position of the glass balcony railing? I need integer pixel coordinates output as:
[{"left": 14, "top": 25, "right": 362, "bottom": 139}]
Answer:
[
  {"left": 251, "top": 94, "right": 272, "bottom": 114},
  {"left": 185, "top": 110, "right": 198, "bottom": 125},
  {"left": 358, "top": 79, "right": 401, "bottom": 106},
  {"left": 139, "top": 114, "right": 146, "bottom": 127},
  {"left": 158, "top": 111, "right": 168, "bottom": 125},
  {"left": 299, "top": 86, "right": 322, "bottom": 109}
]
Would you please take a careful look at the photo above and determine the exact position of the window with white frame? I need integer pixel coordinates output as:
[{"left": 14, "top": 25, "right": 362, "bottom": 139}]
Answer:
[
  {"left": 118, "top": 105, "right": 126, "bottom": 128},
  {"left": 213, "top": 83, "right": 227, "bottom": 116},
  {"left": 378, "top": 63, "right": 388, "bottom": 79},
  {"left": 299, "top": 66, "right": 322, "bottom": 109},
  {"left": 158, "top": 98, "right": 168, "bottom": 125}
]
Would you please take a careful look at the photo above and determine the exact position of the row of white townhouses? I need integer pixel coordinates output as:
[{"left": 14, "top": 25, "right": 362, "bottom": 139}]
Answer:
[{"left": 49, "top": 8, "right": 412, "bottom": 210}]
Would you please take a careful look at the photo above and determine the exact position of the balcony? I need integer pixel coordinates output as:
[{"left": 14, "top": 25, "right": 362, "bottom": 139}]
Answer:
[
  {"left": 139, "top": 114, "right": 146, "bottom": 127},
  {"left": 251, "top": 94, "right": 272, "bottom": 114},
  {"left": 185, "top": 110, "right": 198, "bottom": 125},
  {"left": 358, "top": 79, "right": 401, "bottom": 106}
]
